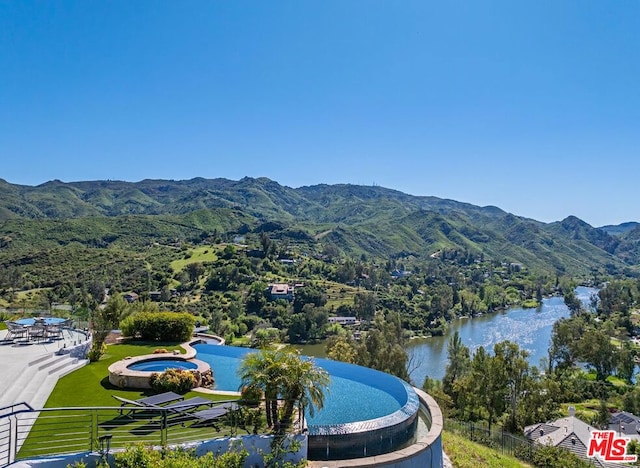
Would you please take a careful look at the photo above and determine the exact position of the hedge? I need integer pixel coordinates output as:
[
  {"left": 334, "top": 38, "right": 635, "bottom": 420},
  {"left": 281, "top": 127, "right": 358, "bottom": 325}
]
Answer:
[{"left": 120, "top": 311, "right": 195, "bottom": 342}]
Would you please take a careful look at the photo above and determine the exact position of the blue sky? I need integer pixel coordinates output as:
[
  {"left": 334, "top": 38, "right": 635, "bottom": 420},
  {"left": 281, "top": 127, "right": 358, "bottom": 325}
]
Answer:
[{"left": 1, "top": 1, "right": 638, "bottom": 226}]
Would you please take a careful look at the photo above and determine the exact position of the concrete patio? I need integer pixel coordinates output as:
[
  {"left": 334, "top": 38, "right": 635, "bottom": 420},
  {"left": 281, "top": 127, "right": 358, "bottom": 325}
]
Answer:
[{"left": 0, "top": 327, "right": 90, "bottom": 410}]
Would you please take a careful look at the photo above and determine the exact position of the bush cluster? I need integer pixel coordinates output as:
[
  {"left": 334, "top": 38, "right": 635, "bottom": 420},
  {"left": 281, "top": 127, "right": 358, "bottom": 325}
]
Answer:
[
  {"left": 120, "top": 312, "right": 195, "bottom": 342},
  {"left": 149, "top": 368, "right": 198, "bottom": 394}
]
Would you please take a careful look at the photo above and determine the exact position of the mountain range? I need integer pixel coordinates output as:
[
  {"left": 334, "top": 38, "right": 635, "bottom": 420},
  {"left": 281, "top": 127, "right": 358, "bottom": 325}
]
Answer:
[{"left": 1, "top": 177, "right": 639, "bottom": 277}]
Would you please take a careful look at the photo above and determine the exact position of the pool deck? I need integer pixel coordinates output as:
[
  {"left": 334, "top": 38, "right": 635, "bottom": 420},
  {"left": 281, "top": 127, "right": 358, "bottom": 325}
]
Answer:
[{"left": 0, "top": 328, "right": 90, "bottom": 410}]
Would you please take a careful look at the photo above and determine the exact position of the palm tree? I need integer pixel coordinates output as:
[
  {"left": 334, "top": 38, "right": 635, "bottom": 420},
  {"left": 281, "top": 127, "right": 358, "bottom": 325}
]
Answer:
[
  {"left": 279, "top": 350, "right": 330, "bottom": 432},
  {"left": 238, "top": 348, "right": 283, "bottom": 428},
  {"left": 238, "top": 348, "right": 330, "bottom": 433}
]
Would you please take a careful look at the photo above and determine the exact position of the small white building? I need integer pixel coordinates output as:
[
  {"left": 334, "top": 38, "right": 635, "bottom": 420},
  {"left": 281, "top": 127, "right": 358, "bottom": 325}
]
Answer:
[{"left": 328, "top": 316, "right": 358, "bottom": 326}]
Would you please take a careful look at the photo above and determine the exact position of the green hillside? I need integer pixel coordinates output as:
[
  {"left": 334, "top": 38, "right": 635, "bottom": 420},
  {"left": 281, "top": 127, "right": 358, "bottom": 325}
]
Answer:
[{"left": 0, "top": 177, "right": 638, "bottom": 279}]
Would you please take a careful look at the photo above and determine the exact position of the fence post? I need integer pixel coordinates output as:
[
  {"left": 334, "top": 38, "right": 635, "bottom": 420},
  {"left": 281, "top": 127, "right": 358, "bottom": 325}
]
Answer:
[
  {"left": 90, "top": 410, "right": 97, "bottom": 453},
  {"left": 161, "top": 411, "right": 167, "bottom": 446}
]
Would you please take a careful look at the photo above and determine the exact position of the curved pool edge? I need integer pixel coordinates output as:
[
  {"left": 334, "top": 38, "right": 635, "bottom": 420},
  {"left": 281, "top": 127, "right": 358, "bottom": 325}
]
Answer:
[{"left": 308, "top": 387, "right": 444, "bottom": 467}]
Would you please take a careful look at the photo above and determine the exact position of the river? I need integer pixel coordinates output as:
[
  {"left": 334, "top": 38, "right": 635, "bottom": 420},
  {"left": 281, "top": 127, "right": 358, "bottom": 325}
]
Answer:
[{"left": 297, "top": 286, "right": 598, "bottom": 386}]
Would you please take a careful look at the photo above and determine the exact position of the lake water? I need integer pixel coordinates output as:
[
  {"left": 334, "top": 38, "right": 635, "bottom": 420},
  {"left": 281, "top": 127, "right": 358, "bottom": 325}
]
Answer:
[
  {"left": 406, "top": 286, "right": 598, "bottom": 385},
  {"left": 297, "top": 286, "right": 598, "bottom": 386}
]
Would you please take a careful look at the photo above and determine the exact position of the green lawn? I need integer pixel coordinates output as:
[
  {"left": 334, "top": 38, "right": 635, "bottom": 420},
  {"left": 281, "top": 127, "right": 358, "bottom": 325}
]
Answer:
[
  {"left": 170, "top": 246, "right": 218, "bottom": 273},
  {"left": 19, "top": 342, "right": 242, "bottom": 460},
  {"left": 443, "top": 431, "right": 532, "bottom": 468},
  {"left": 43, "top": 342, "right": 214, "bottom": 408}
]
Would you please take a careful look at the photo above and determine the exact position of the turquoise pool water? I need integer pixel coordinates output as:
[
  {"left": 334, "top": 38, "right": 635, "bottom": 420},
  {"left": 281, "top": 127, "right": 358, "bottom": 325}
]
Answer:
[
  {"left": 127, "top": 359, "right": 198, "bottom": 372},
  {"left": 193, "top": 344, "right": 410, "bottom": 427}
]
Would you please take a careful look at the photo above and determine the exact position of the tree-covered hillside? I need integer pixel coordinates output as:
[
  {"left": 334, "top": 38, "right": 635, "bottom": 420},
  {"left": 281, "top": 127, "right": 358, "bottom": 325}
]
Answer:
[{"left": 0, "top": 177, "right": 638, "bottom": 277}]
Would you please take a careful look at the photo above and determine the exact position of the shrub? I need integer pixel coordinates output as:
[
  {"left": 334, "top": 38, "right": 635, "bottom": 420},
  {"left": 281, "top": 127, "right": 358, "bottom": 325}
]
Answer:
[
  {"left": 113, "top": 444, "right": 247, "bottom": 468},
  {"left": 149, "top": 368, "right": 197, "bottom": 394},
  {"left": 87, "top": 342, "right": 107, "bottom": 362},
  {"left": 120, "top": 311, "right": 195, "bottom": 342}
]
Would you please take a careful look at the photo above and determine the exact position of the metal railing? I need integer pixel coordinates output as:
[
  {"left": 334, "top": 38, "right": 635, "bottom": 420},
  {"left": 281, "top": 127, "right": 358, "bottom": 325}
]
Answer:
[
  {"left": 444, "top": 418, "right": 533, "bottom": 458},
  {"left": 0, "top": 401, "right": 262, "bottom": 467}
]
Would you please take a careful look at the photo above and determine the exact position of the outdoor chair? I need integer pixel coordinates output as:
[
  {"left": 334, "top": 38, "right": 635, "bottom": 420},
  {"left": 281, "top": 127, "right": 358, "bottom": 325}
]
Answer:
[
  {"left": 28, "top": 324, "right": 48, "bottom": 343},
  {"left": 5, "top": 321, "right": 29, "bottom": 344},
  {"left": 46, "top": 324, "right": 63, "bottom": 340}
]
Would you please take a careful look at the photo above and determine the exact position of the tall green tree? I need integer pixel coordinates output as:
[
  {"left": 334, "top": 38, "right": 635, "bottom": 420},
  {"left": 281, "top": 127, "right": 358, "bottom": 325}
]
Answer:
[
  {"left": 465, "top": 345, "right": 506, "bottom": 430},
  {"left": 443, "top": 331, "right": 470, "bottom": 407},
  {"left": 494, "top": 341, "right": 530, "bottom": 432}
]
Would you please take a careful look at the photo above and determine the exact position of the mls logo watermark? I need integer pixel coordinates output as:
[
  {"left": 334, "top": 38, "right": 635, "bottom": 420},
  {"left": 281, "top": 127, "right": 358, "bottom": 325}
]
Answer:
[{"left": 587, "top": 430, "right": 637, "bottom": 463}]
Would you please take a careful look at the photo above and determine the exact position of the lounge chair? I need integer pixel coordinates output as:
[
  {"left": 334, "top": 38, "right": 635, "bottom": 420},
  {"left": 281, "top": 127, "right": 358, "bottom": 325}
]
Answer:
[
  {"left": 188, "top": 402, "right": 240, "bottom": 426},
  {"left": 113, "top": 391, "right": 184, "bottom": 416},
  {"left": 162, "top": 396, "right": 216, "bottom": 412}
]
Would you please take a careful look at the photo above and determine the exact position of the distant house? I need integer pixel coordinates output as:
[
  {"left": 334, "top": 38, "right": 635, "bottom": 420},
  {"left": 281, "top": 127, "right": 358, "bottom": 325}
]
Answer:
[
  {"left": 123, "top": 292, "right": 139, "bottom": 303},
  {"left": 268, "top": 283, "right": 294, "bottom": 302},
  {"left": 149, "top": 291, "right": 162, "bottom": 302},
  {"left": 328, "top": 316, "right": 358, "bottom": 326},
  {"left": 391, "top": 269, "right": 412, "bottom": 279},
  {"left": 524, "top": 409, "right": 627, "bottom": 468},
  {"left": 608, "top": 411, "right": 640, "bottom": 441}
]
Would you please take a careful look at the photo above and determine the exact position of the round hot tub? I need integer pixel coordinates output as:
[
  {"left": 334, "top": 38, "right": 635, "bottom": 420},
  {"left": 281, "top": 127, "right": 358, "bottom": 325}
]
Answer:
[
  {"left": 108, "top": 354, "right": 211, "bottom": 389},
  {"left": 127, "top": 358, "right": 199, "bottom": 372}
]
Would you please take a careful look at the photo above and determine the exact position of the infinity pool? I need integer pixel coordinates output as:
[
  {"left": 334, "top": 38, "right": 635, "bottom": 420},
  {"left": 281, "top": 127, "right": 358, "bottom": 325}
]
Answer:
[
  {"left": 193, "top": 344, "right": 416, "bottom": 428},
  {"left": 193, "top": 343, "right": 420, "bottom": 460}
]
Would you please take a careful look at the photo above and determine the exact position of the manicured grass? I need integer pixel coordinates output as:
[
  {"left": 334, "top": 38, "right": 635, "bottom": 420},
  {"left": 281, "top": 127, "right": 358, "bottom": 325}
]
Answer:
[
  {"left": 443, "top": 431, "right": 532, "bottom": 468},
  {"left": 19, "top": 342, "right": 242, "bottom": 460},
  {"left": 170, "top": 246, "right": 218, "bottom": 273},
  {"left": 0, "top": 322, "right": 6, "bottom": 330},
  {"left": 44, "top": 341, "right": 233, "bottom": 408}
]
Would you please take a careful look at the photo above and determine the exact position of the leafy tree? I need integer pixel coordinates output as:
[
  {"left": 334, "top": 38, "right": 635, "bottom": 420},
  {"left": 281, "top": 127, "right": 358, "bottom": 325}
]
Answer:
[
  {"left": 443, "top": 331, "right": 470, "bottom": 407},
  {"left": 353, "top": 291, "right": 376, "bottom": 320},
  {"left": 548, "top": 317, "right": 584, "bottom": 373},
  {"left": 326, "top": 336, "right": 357, "bottom": 363},
  {"left": 292, "top": 285, "right": 327, "bottom": 313},
  {"left": 464, "top": 345, "right": 506, "bottom": 430},
  {"left": 616, "top": 341, "right": 636, "bottom": 384},
  {"left": 578, "top": 328, "right": 616, "bottom": 380},
  {"left": 493, "top": 341, "right": 530, "bottom": 432},
  {"left": 88, "top": 296, "right": 128, "bottom": 361}
]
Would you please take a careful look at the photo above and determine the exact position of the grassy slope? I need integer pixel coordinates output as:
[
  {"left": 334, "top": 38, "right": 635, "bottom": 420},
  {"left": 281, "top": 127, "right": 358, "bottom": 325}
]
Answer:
[
  {"left": 443, "top": 431, "right": 532, "bottom": 468},
  {"left": 170, "top": 246, "right": 219, "bottom": 273}
]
